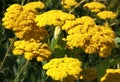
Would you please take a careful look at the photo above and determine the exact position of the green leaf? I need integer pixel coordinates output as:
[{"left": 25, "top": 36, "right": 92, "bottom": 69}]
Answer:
[
  {"left": 97, "top": 58, "right": 110, "bottom": 81},
  {"left": 115, "top": 37, "right": 120, "bottom": 43},
  {"left": 50, "top": 37, "right": 59, "bottom": 52},
  {"left": 109, "top": 58, "right": 120, "bottom": 67}
]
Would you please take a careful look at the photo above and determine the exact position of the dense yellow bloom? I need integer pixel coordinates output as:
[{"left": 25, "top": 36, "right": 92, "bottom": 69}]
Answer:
[
  {"left": 2, "top": 2, "right": 47, "bottom": 40},
  {"left": 13, "top": 39, "right": 52, "bottom": 61},
  {"left": 43, "top": 57, "right": 82, "bottom": 82},
  {"left": 84, "top": 1, "right": 106, "bottom": 12},
  {"left": 77, "top": 16, "right": 96, "bottom": 26},
  {"left": 62, "top": 16, "right": 96, "bottom": 33},
  {"left": 100, "top": 69, "right": 120, "bottom": 82},
  {"left": 97, "top": 11, "right": 117, "bottom": 19},
  {"left": 13, "top": 9, "right": 47, "bottom": 40},
  {"left": 80, "top": 68, "right": 97, "bottom": 81},
  {"left": 35, "top": 10, "right": 75, "bottom": 27},
  {"left": 61, "top": 0, "right": 77, "bottom": 9},
  {"left": 64, "top": 21, "right": 116, "bottom": 57},
  {"left": 15, "top": 26, "right": 48, "bottom": 41},
  {"left": 84, "top": 26, "right": 115, "bottom": 57},
  {"left": 23, "top": 1, "right": 45, "bottom": 13},
  {"left": 2, "top": 4, "right": 23, "bottom": 30},
  {"left": 64, "top": 33, "right": 91, "bottom": 48}
]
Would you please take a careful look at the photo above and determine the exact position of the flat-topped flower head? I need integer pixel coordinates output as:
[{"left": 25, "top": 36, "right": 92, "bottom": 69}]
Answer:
[
  {"left": 76, "top": 16, "right": 96, "bottom": 27},
  {"left": 15, "top": 25, "right": 48, "bottom": 41},
  {"left": 84, "top": 1, "right": 106, "bottom": 12},
  {"left": 35, "top": 10, "right": 75, "bottom": 27},
  {"left": 100, "top": 69, "right": 120, "bottom": 82},
  {"left": 97, "top": 11, "right": 117, "bottom": 20},
  {"left": 2, "top": 4, "right": 23, "bottom": 30},
  {"left": 61, "top": 0, "right": 77, "bottom": 9},
  {"left": 23, "top": 1, "right": 45, "bottom": 13},
  {"left": 64, "top": 24, "right": 116, "bottom": 57},
  {"left": 43, "top": 57, "right": 82, "bottom": 82},
  {"left": 88, "top": 25, "right": 116, "bottom": 57},
  {"left": 13, "top": 39, "right": 52, "bottom": 61},
  {"left": 64, "top": 33, "right": 91, "bottom": 48},
  {"left": 62, "top": 16, "right": 96, "bottom": 33},
  {"left": 2, "top": 2, "right": 47, "bottom": 40}
]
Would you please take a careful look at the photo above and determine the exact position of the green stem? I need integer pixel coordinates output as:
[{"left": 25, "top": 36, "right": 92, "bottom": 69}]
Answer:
[
  {"left": 0, "top": 37, "right": 17, "bottom": 70},
  {"left": 41, "top": 61, "right": 47, "bottom": 82},
  {"left": 117, "top": 64, "right": 120, "bottom": 68},
  {"left": 54, "top": 26, "right": 61, "bottom": 39},
  {"left": 50, "top": 26, "right": 61, "bottom": 52},
  {"left": 13, "top": 60, "right": 29, "bottom": 82},
  {"left": 27, "top": 0, "right": 30, "bottom": 3},
  {"left": 21, "top": 0, "right": 26, "bottom": 5},
  {"left": 69, "top": 0, "right": 86, "bottom": 14}
]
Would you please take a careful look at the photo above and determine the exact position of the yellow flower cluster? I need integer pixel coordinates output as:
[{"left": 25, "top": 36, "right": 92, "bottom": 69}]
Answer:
[
  {"left": 13, "top": 39, "right": 52, "bottom": 62},
  {"left": 15, "top": 26, "right": 48, "bottom": 41},
  {"left": 23, "top": 1, "right": 45, "bottom": 13},
  {"left": 80, "top": 68, "right": 97, "bottom": 81},
  {"left": 35, "top": 10, "right": 75, "bottom": 27},
  {"left": 62, "top": 16, "right": 96, "bottom": 33},
  {"left": 2, "top": 4, "right": 23, "bottom": 30},
  {"left": 2, "top": 2, "right": 52, "bottom": 62},
  {"left": 84, "top": 1, "right": 106, "bottom": 12},
  {"left": 62, "top": 16, "right": 116, "bottom": 57},
  {"left": 43, "top": 57, "right": 82, "bottom": 82},
  {"left": 2, "top": 2, "right": 47, "bottom": 40},
  {"left": 90, "top": 26, "right": 115, "bottom": 57},
  {"left": 100, "top": 69, "right": 120, "bottom": 82},
  {"left": 97, "top": 11, "right": 117, "bottom": 20},
  {"left": 61, "top": 0, "right": 77, "bottom": 9}
]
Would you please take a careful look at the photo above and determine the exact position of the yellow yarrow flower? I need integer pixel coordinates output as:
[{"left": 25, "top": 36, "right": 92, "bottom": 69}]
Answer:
[
  {"left": 80, "top": 68, "right": 97, "bottom": 81},
  {"left": 2, "top": 4, "right": 23, "bottom": 30},
  {"left": 62, "top": 15, "right": 115, "bottom": 57},
  {"left": 77, "top": 16, "right": 96, "bottom": 27},
  {"left": 15, "top": 25, "right": 48, "bottom": 41},
  {"left": 2, "top": 1, "right": 45, "bottom": 31},
  {"left": 64, "top": 33, "right": 91, "bottom": 48},
  {"left": 13, "top": 49, "right": 24, "bottom": 55},
  {"left": 61, "top": 0, "right": 77, "bottom": 9},
  {"left": 84, "top": 1, "right": 106, "bottom": 12},
  {"left": 100, "top": 69, "right": 120, "bottom": 82},
  {"left": 97, "top": 10, "right": 117, "bottom": 20},
  {"left": 23, "top": 1, "right": 45, "bottom": 13},
  {"left": 63, "top": 21, "right": 115, "bottom": 57},
  {"left": 62, "top": 16, "right": 96, "bottom": 33},
  {"left": 82, "top": 25, "right": 115, "bottom": 57},
  {"left": 13, "top": 39, "right": 52, "bottom": 61},
  {"left": 2, "top": 2, "right": 47, "bottom": 41},
  {"left": 43, "top": 57, "right": 82, "bottom": 82},
  {"left": 35, "top": 10, "right": 75, "bottom": 27}
]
